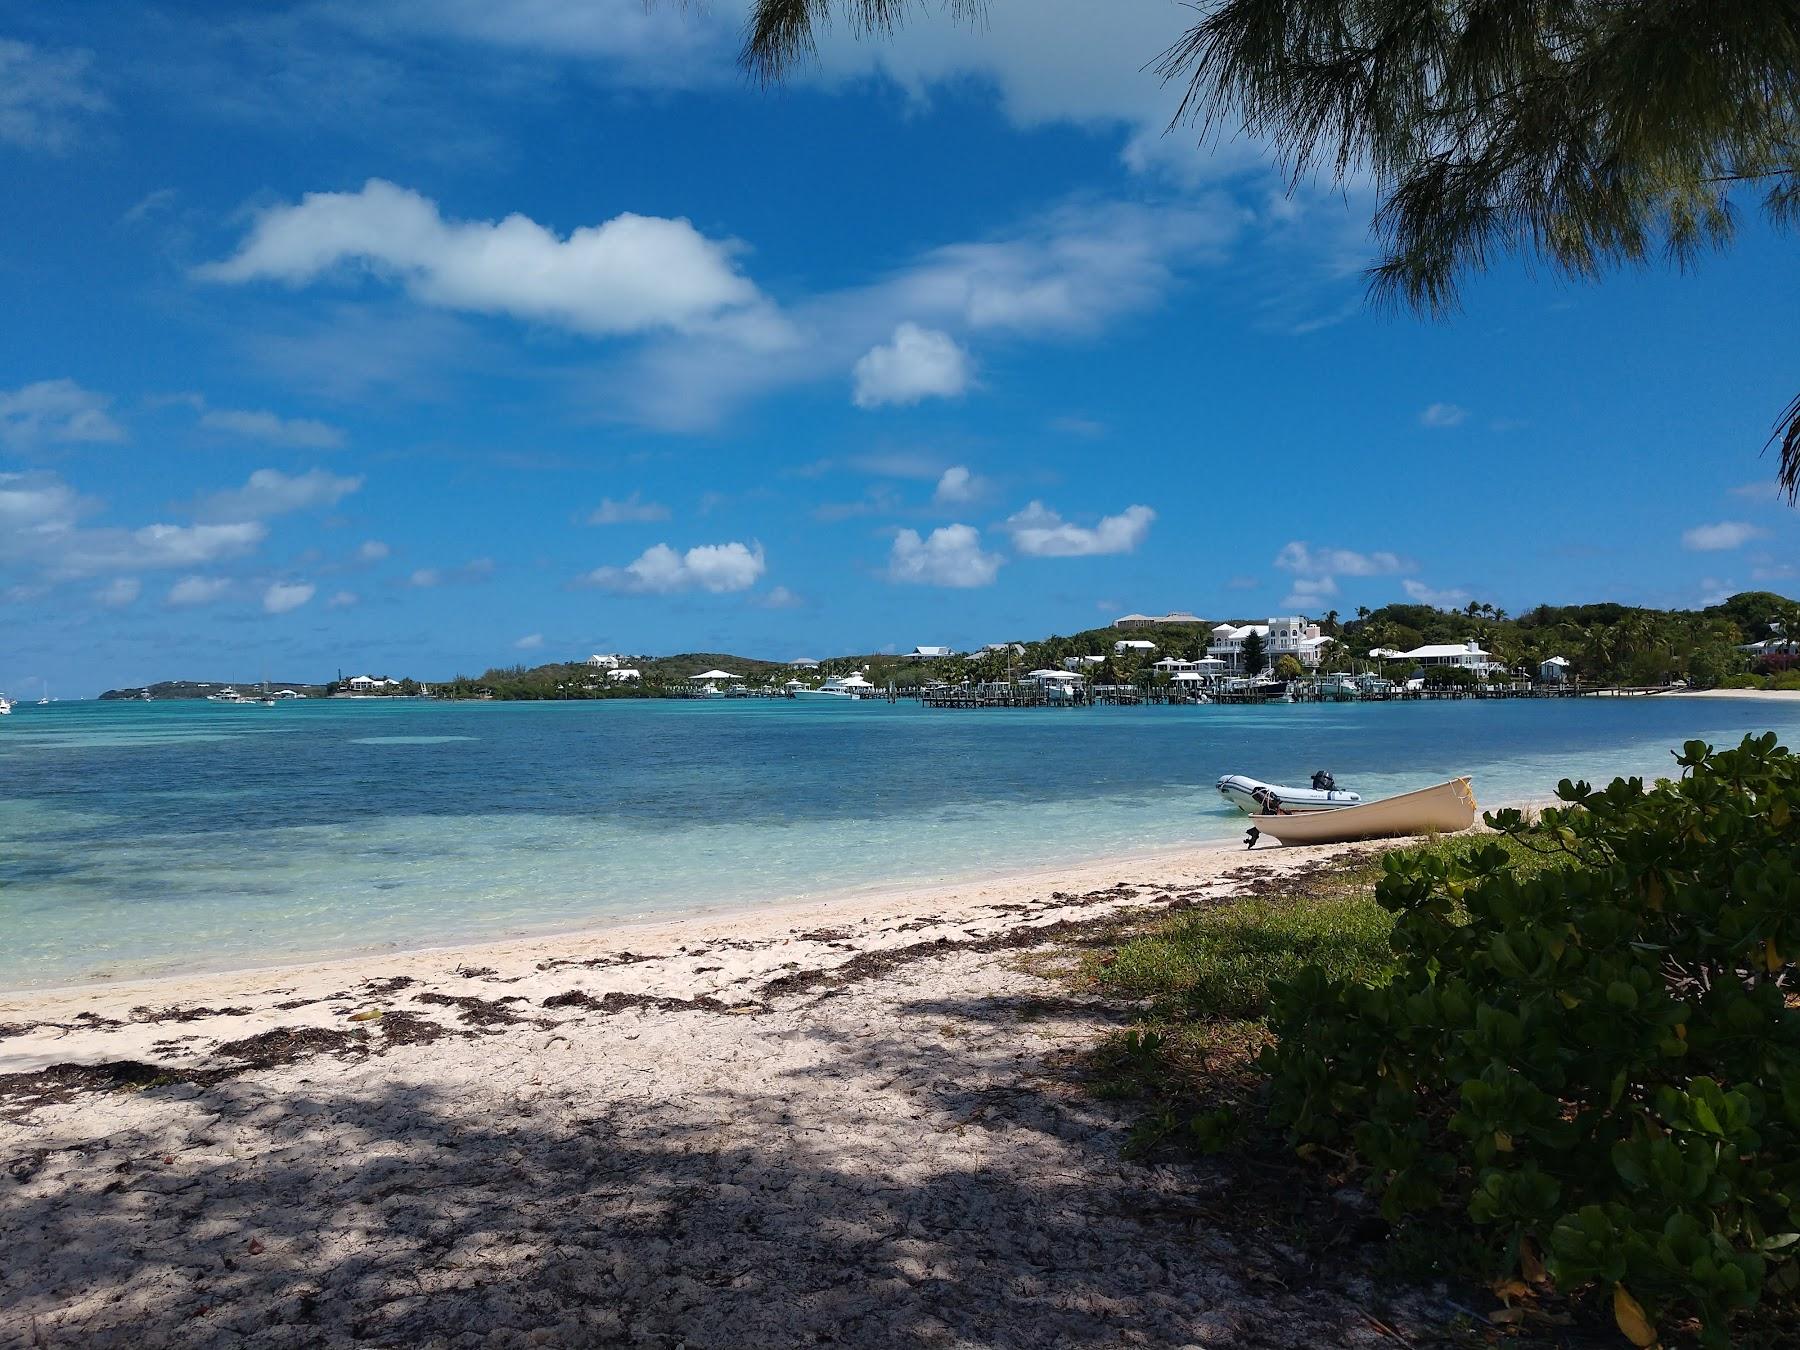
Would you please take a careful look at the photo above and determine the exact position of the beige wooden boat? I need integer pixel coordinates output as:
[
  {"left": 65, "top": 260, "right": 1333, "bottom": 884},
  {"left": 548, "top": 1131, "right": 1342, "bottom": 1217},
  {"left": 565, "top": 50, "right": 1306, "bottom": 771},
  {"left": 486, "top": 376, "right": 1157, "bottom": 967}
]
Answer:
[{"left": 1246, "top": 777, "right": 1477, "bottom": 847}]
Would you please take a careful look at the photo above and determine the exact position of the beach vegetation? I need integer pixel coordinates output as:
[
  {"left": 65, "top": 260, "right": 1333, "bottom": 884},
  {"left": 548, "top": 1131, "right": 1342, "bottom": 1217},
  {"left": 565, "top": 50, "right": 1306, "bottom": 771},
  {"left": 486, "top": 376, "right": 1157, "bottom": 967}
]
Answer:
[
  {"left": 743, "top": 0, "right": 1800, "bottom": 500},
  {"left": 1257, "top": 735, "right": 1800, "bottom": 1343}
]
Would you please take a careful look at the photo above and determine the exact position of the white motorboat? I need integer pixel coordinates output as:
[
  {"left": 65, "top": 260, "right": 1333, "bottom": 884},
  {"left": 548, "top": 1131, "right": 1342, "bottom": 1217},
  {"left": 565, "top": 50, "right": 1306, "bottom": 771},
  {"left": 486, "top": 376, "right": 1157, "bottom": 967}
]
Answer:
[
  {"left": 1217, "top": 771, "right": 1361, "bottom": 815},
  {"left": 0, "top": 695, "right": 11, "bottom": 716},
  {"left": 792, "top": 675, "right": 876, "bottom": 701},
  {"left": 1245, "top": 778, "right": 1478, "bottom": 847},
  {"left": 207, "top": 687, "right": 253, "bottom": 704}
]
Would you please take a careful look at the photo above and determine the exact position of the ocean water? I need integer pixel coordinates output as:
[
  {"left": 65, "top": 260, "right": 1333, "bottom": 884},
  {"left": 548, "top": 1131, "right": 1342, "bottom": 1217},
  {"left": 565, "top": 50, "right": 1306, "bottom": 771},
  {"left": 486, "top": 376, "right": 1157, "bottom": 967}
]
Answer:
[{"left": 3, "top": 695, "right": 1798, "bottom": 989}]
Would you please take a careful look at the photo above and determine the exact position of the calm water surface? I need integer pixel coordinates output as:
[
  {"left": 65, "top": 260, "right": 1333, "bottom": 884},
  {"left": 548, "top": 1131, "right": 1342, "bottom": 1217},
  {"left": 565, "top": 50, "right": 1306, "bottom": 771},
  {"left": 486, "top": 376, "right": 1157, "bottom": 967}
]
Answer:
[{"left": 3, "top": 695, "right": 1797, "bottom": 988}]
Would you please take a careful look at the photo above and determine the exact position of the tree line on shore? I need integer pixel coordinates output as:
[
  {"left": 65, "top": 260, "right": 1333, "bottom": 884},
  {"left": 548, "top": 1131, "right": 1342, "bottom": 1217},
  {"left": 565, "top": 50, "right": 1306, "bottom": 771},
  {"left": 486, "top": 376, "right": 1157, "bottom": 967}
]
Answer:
[{"left": 424, "top": 590, "right": 1797, "bottom": 700}]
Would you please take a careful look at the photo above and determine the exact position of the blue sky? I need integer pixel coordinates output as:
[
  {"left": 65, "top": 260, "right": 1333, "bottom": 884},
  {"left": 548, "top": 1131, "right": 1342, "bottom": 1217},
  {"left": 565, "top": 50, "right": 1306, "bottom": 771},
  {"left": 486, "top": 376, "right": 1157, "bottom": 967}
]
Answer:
[{"left": 2, "top": 1, "right": 1795, "bottom": 696}]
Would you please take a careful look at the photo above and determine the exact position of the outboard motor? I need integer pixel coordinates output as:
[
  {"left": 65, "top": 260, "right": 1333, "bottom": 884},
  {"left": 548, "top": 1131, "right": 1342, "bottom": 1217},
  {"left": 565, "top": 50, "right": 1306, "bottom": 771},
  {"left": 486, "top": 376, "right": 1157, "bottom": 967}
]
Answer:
[{"left": 1311, "top": 769, "right": 1337, "bottom": 792}]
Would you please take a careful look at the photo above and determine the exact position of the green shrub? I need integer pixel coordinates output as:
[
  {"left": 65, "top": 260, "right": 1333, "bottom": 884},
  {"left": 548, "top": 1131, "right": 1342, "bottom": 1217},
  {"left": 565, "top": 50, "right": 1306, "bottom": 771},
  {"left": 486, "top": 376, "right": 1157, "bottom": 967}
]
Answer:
[
  {"left": 1261, "top": 735, "right": 1800, "bottom": 1343},
  {"left": 1720, "top": 674, "right": 1771, "bottom": 691}
]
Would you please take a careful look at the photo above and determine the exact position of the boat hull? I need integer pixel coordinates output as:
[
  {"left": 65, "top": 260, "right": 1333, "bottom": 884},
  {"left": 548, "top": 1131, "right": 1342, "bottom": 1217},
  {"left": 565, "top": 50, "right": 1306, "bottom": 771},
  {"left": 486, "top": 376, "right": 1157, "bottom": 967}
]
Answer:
[
  {"left": 1217, "top": 774, "right": 1361, "bottom": 815},
  {"left": 1248, "top": 778, "right": 1477, "bottom": 846},
  {"left": 791, "top": 689, "right": 855, "bottom": 701}
]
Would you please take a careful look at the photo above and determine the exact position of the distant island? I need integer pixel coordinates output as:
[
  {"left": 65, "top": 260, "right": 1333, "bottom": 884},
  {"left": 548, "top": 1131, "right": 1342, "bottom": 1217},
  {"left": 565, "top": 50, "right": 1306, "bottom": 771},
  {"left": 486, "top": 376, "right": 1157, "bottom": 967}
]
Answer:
[{"left": 100, "top": 591, "right": 1799, "bottom": 703}]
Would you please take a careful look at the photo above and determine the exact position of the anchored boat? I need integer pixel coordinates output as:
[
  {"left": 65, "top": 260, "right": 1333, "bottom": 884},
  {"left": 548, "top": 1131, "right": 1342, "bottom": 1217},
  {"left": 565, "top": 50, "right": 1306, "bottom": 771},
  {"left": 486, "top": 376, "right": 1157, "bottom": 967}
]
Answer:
[
  {"left": 1244, "top": 777, "right": 1478, "bottom": 847},
  {"left": 1217, "top": 771, "right": 1360, "bottom": 815}
]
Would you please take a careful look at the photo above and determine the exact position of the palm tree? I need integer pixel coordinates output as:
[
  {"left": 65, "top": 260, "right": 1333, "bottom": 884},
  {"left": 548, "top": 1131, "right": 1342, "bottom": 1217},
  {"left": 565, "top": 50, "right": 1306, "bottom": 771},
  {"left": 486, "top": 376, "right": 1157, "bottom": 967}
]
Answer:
[{"left": 744, "top": 0, "right": 1800, "bottom": 500}]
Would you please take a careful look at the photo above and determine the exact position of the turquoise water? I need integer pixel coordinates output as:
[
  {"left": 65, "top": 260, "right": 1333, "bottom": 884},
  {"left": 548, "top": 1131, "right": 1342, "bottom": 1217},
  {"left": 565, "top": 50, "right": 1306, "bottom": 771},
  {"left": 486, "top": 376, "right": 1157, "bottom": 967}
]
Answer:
[{"left": 2, "top": 695, "right": 1798, "bottom": 989}]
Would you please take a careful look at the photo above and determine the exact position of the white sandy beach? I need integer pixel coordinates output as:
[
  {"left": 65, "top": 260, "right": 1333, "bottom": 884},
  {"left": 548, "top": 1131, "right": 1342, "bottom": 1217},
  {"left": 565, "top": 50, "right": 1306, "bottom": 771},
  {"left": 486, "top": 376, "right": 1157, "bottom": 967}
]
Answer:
[
  {"left": 0, "top": 839, "right": 1442, "bottom": 1349},
  {"left": 1668, "top": 687, "right": 1800, "bottom": 700}
]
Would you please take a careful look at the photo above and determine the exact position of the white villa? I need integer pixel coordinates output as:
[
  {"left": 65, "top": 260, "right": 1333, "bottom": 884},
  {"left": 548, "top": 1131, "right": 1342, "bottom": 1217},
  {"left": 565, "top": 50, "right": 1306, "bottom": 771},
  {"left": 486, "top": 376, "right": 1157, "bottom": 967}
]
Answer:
[
  {"left": 980, "top": 642, "right": 1026, "bottom": 656},
  {"left": 585, "top": 654, "right": 621, "bottom": 669},
  {"left": 1539, "top": 655, "right": 1572, "bottom": 683},
  {"left": 1062, "top": 655, "right": 1106, "bottom": 670},
  {"left": 788, "top": 658, "right": 821, "bottom": 670},
  {"left": 905, "top": 645, "right": 955, "bottom": 660},
  {"left": 1740, "top": 623, "right": 1795, "bottom": 656},
  {"left": 1393, "top": 640, "right": 1503, "bottom": 673},
  {"left": 1113, "top": 611, "right": 1203, "bottom": 631},
  {"left": 1153, "top": 656, "right": 1227, "bottom": 677},
  {"left": 345, "top": 675, "right": 396, "bottom": 691},
  {"left": 1113, "top": 638, "right": 1158, "bottom": 655},
  {"left": 1207, "top": 617, "right": 1333, "bottom": 674},
  {"left": 607, "top": 668, "right": 641, "bottom": 683}
]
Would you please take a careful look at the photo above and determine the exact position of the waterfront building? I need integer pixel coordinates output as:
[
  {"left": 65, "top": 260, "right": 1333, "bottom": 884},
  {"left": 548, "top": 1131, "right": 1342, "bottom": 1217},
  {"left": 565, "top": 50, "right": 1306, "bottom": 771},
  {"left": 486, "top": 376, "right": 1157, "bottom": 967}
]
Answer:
[
  {"left": 1207, "top": 617, "right": 1333, "bottom": 673},
  {"left": 1396, "top": 640, "right": 1502, "bottom": 673},
  {"left": 1538, "top": 655, "right": 1572, "bottom": 683}
]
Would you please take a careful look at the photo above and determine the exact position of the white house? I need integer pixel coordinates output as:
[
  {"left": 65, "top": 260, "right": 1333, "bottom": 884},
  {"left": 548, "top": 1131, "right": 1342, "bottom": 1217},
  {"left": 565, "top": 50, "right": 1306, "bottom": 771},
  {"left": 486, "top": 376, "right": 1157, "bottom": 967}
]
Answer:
[
  {"left": 1208, "top": 617, "right": 1333, "bottom": 673},
  {"left": 1113, "top": 638, "right": 1158, "bottom": 655},
  {"left": 905, "top": 645, "right": 955, "bottom": 660},
  {"left": 787, "top": 658, "right": 821, "bottom": 669},
  {"left": 1062, "top": 654, "right": 1107, "bottom": 670},
  {"left": 607, "top": 668, "right": 641, "bottom": 683},
  {"left": 1740, "top": 623, "right": 1795, "bottom": 655},
  {"left": 981, "top": 642, "right": 1026, "bottom": 656},
  {"left": 346, "top": 674, "right": 392, "bottom": 690},
  {"left": 1538, "top": 655, "right": 1572, "bottom": 683},
  {"left": 1397, "top": 640, "right": 1501, "bottom": 673},
  {"left": 585, "top": 654, "right": 620, "bottom": 669}
]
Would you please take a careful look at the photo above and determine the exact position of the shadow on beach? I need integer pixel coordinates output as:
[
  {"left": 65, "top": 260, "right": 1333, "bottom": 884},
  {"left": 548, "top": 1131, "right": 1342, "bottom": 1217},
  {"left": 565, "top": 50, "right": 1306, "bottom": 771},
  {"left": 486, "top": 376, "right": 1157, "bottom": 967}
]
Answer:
[{"left": 1, "top": 968, "right": 1426, "bottom": 1350}]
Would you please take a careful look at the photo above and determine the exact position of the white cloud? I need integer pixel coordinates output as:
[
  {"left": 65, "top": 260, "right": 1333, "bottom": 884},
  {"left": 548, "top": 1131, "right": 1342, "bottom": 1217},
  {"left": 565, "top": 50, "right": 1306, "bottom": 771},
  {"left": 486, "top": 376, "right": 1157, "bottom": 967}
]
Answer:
[
  {"left": 357, "top": 539, "right": 390, "bottom": 561},
  {"left": 408, "top": 557, "right": 494, "bottom": 587},
  {"left": 197, "top": 179, "right": 785, "bottom": 345},
  {"left": 0, "top": 473, "right": 269, "bottom": 577},
  {"left": 610, "top": 196, "right": 1245, "bottom": 430},
  {"left": 1274, "top": 542, "right": 1412, "bottom": 576},
  {"left": 515, "top": 632, "right": 544, "bottom": 650},
  {"left": 851, "top": 323, "right": 972, "bottom": 408},
  {"left": 1280, "top": 576, "right": 1340, "bottom": 608},
  {"left": 198, "top": 468, "right": 363, "bottom": 521},
  {"left": 1752, "top": 563, "right": 1798, "bottom": 582},
  {"left": 263, "top": 581, "right": 316, "bottom": 614},
  {"left": 588, "top": 492, "right": 671, "bottom": 525},
  {"left": 0, "top": 39, "right": 106, "bottom": 152},
  {"left": 167, "top": 575, "right": 231, "bottom": 608},
  {"left": 1418, "top": 402, "right": 1468, "bottom": 429},
  {"left": 197, "top": 406, "right": 346, "bottom": 449},
  {"left": 933, "top": 465, "right": 986, "bottom": 507},
  {"left": 0, "top": 379, "right": 126, "bottom": 448},
  {"left": 1682, "top": 521, "right": 1765, "bottom": 552},
  {"left": 1728, "top": 480, "right": 1784, "bottom": 501},
  {"left": 96, "top": 576, "right": 140, "bottom": 608},
  {"left": 327, "top": 589, "right": 359, "bottom": 608},
  {"left": 755, "top": 585, "right": 806, "bottom": 609},
  {"left": 1002, "top": 501, "right": 1154, "bottom": 557},
  {"left": 333, "top": 0, "right": 733, "bottom": 87},
  {"left": 580, "top": 541, "right": 766, "bottom": 594},
  {"left": 1402, "top": 578, "right": 1472, "bottom": 608},
  {"left": 888, "top": 524, "right": 1003, "bottom": 587}
]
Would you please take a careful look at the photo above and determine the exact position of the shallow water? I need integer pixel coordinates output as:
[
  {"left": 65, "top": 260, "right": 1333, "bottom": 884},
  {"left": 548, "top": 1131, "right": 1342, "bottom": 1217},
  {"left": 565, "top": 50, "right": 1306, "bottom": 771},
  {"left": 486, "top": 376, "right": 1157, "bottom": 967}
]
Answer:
[{"left": 2, "top": 695, "right": 1796, "bottom": 988}]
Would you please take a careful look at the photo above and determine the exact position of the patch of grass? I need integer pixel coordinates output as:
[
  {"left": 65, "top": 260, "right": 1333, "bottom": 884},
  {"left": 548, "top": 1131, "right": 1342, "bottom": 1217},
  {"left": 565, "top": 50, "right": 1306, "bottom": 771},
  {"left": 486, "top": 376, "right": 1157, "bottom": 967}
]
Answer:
[
  {"left": 1090, "top": 894, "right": 1395, "bottom": 1021},
  {"left": 1073, "top": 834, "right": 1553, "bottom": 1101}
]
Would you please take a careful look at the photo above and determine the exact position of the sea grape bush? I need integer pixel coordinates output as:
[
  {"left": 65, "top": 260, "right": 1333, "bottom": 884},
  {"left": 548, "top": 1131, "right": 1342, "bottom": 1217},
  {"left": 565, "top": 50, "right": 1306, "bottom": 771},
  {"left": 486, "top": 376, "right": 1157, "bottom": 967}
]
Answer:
[{"left": 1261, "top": 734, "right": 1800, "bottom": 1342}]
